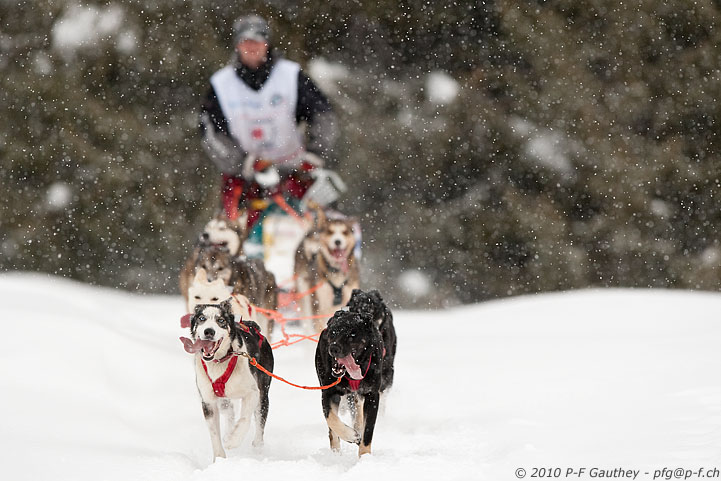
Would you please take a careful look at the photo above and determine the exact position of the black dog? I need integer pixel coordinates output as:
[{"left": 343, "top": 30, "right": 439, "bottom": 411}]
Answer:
[
  {"left": 315, "top": 309, "right": 385, "bottom": 456},
  {"left": 346, "top": 289, "right": 397, "bottom": 392}
]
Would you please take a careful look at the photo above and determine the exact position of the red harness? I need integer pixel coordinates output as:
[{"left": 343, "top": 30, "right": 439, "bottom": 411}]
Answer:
[
  {"left": 345, "top": 354, "right": 372, "bottom": 392},
  {"left": 198, "top": 320, "right": 264, "bottom": 398},
  {"left": 201, "top": 355, "right": 238, "bottom": 398},
  {"left": 236, "top": 320, "right": 264, "bottom": 349}
]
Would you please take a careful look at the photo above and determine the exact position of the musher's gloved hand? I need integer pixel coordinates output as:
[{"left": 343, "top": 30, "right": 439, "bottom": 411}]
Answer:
[
  {"left": 303, "top": 168, "right": 348, "bottom": 207},
  {"left": 241, "top": 153, "right": 281, "bottom": 189},
  {"left": 254, "top": 165, "right": 281, "bottom": 189}
]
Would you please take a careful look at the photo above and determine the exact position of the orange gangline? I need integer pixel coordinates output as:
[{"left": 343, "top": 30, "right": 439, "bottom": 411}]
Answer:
[
  {"left": 278, "top": 281, "right": 324, "bottom": 308},
  {"left": 242, "top": 354, "right": 341, "bottom": 390}
]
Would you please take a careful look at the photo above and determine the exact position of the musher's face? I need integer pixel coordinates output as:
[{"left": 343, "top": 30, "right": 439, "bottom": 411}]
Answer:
[{"left": 236, "top": 39, "right": 269, "bottom": 69}]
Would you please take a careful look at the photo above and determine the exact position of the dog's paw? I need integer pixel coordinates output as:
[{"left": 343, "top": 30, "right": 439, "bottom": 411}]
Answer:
[
  {"left": 224, "top": 435, "right": 239, "bottom": 449},
  {"left": 338, "top": 427, "right": 361, "bottom": 444},
  {"left": 224, "top": 430, "right": 242, "bottom": 449},
  {"left": 224, "top": 419, "right": 251, "bottom": 449},
  {"left": 358, "top": 443, "right": 371, "bottom": 456}
]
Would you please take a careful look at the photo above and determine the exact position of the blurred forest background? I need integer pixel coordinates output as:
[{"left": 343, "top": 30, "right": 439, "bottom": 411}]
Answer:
[{"left": 2, "top": 0, "right": 721, "bottom": 307}]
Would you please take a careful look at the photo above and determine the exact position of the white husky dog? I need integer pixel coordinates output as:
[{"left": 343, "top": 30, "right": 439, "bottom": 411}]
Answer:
[{"left": 187, "top": 268, "right": 272, "bottom": 337}]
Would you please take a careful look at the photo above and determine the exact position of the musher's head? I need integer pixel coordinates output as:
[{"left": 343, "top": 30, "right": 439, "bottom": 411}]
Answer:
[{"left": 233, "top": 14, "right": 270, "bottom": 70}]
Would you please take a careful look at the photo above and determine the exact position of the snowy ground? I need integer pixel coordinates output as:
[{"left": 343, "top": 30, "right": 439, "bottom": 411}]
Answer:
[{"left": 1, "top": 273, "right": 720, "bottom": 480}]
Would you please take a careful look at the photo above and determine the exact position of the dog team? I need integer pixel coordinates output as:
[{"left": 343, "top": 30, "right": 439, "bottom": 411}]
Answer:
[{"left": 178, "top": 209, "right": 397, "bottom": 460}]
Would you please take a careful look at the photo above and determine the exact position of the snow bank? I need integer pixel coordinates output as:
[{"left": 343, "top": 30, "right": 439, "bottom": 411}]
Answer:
[{"left": 1, "top": 273, "right": 720, "bottom": 480}]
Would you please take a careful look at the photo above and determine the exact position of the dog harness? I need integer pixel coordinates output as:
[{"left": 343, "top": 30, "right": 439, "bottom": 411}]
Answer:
[
  {"left": 201, "top": 355, "right": 239, "bottom": 397},
  {"left": 328, "top": 280, "right": 347, "bottom": 305},
  {"left": 236, "top": 319, "right": 265, "bottom": 349},
  {"left": 345, "top": 354, "right": 372, "bottom": 392}
]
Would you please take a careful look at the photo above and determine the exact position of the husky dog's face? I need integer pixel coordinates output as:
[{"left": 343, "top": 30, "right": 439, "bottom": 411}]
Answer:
[
  {"left": 201, "top": 216, "right": 245, "bottom": 257},
  {"left": 187, "top": 268, "right": 233, "bottom": 313},
  {"left": 325, "top": 311, "right": 373, "bottom": 379},
  {"left": 319, "top": 219, "right": 355, "bottom": 267},
  {"left": 196, "top": 246, "right": 233, "bottom": 285},
  {"left": 190, "top": 301, "right": 236, "bottom": 361}
]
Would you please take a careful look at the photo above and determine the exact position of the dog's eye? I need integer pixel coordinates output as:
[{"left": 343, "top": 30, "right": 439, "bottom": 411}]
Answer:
[
  {"left": 194, "top": 296, "right": 201, "bottom": 300},
  {"left": 217, "top": 318, "right": 226, "bottom": 326},
  {"left": 211, "top": 297, "right": 219, "bottom": 302},
  {"left": 198, "top": 315, "right": 206, "bottom": 322}
]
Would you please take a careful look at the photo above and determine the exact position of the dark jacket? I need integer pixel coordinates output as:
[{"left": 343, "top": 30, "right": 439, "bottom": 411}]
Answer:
[{"left": 200, "top": 51, "right": 338, "bottom": 175}]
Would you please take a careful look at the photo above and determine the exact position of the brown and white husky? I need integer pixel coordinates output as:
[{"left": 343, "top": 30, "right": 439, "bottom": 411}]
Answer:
[{"left": 294, "top": 210, "right": 360, "bottom": 333}]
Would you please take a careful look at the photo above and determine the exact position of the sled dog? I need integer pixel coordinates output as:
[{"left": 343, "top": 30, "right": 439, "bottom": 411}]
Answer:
[
  {"left": 345, "top": 289, "right": 396, "bottom": 392},
  {"left": 187, "top": 268, "right": 272, "bottom": 336},
  {"left": 179, "top": 212, "right": 247, "bottom": 299},
  {"left": 191, "top": 245, "right": 277, "bottom": 313},
  {"left": 201, "top": 211, "right": 247, "bottom": 257},
  {"left": 180, "top": 300, "right": 273, "bottom": 460},
  {"left": 315, "top": 309, "right": 385, "bottom": 457},
  {"left": 294, "top": 210, "right": 360, "bottom": 332}
]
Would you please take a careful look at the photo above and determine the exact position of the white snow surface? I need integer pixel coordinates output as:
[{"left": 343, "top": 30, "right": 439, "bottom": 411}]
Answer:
[{"left": 2, "top": 273, "right": 721, "bottom": 480}]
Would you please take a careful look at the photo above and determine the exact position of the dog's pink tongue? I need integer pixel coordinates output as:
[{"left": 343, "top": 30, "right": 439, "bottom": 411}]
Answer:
[
  {"left": 340, "top": 257, "right": 349, "bottom": 274},
  {"left": 337, "top": 354, "right": 363, "bottom": 379},
  {"left": 331, "top": 249, "right": 349, "bottom": 274},
  {"left": 179, "top": 337, "right": 214, "bottom": 354}
]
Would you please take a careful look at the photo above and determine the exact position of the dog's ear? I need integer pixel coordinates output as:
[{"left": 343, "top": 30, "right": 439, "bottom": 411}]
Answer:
[
  {"left": 210, "top": 277, "right": 226, "bottom": 288},
  {"left": 349, "top": 289, "right": 362, "bottom": 302},
  {"left": 345, "top": 218, "right": 359, "bottom": 231},
  {"left": 219, "top": 299, "right": 234, "bottom": 318},
  {"left": 369, "top": 289, "right": 383, "bottom": 304},
  {"left": 213, "top": 209, "right": 225, "bottom": 221},
  {"left": 194, "top": 268, "right": 208, "bottom": 283},
  {"left": 303, "top": 236, "right": 321, "bottom": 258},
  {"left": 229, "top": 213, "right": 247, "bottom": 238}
]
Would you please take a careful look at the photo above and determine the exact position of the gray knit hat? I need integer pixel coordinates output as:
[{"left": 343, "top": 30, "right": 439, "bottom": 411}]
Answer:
[{"left": 233, "top": 15, "right": 270, "bottom": 44}]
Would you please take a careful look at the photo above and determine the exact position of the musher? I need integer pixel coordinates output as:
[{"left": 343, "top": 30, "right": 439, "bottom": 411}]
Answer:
[{"left": 199, "top": 14, "right": 345, "bottom": 237}]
